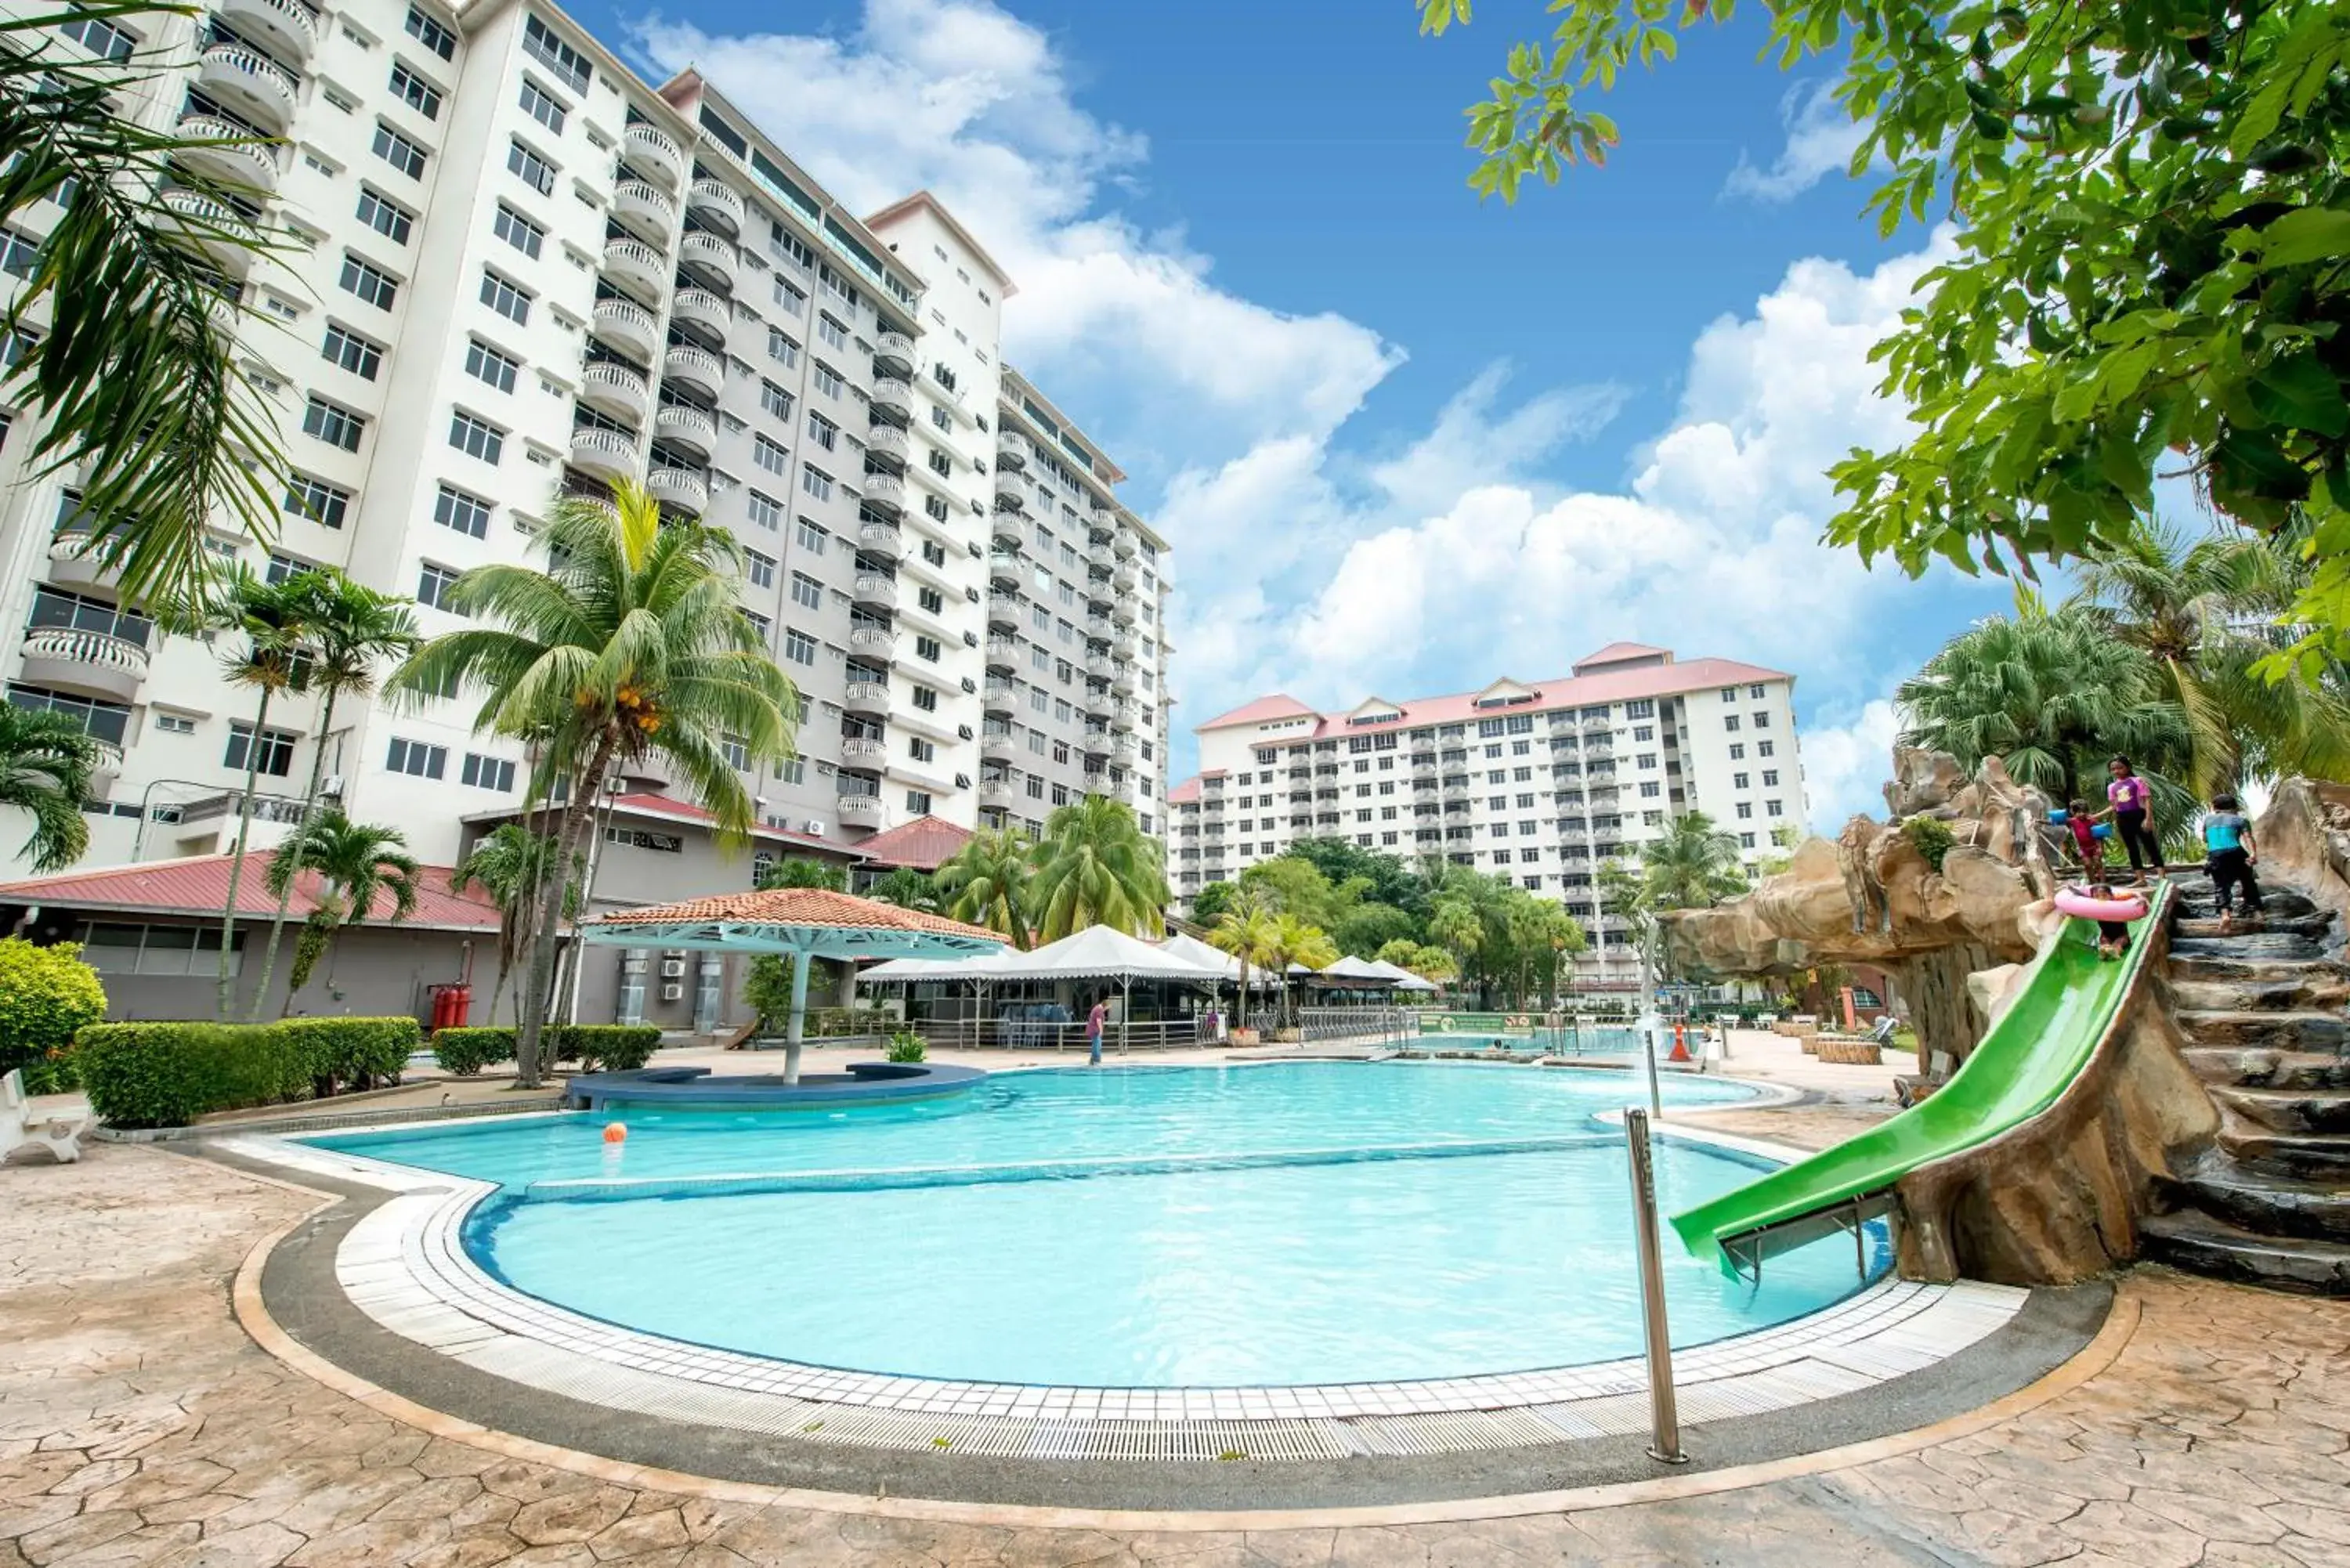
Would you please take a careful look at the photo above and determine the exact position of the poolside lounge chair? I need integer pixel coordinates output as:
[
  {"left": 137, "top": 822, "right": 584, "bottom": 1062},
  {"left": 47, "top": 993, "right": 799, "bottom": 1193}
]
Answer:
[{"left": 2, "top": 1068, "right": 88, "bottom": 1165}]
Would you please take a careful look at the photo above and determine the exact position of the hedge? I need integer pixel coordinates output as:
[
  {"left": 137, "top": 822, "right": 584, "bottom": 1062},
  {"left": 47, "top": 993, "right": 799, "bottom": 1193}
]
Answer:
[
  {"left": 74, "top": 1017, "right": 421, "bottom": 1129},
  {"left": 430, "top": 1024, "right": 661, "bottom": 1076},
  {"left": 0, "top": 938, "right": 107, "bottom": 1092}
]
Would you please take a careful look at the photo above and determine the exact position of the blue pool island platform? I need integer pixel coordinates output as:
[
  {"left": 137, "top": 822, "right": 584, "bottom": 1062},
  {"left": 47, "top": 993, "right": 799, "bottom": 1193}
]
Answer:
[{"left": 562, "top": 1062, "right": 986, "bottom": 1113}]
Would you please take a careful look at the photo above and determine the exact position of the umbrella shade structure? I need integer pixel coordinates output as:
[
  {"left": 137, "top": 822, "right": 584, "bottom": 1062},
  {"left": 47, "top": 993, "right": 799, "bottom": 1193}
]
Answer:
[
  {"left": 581, "top": 888, "right": 1005, "bottom": 1084},
  {"left": 1157, "top": 930, "right": 1248, "bottom": 985},
  {"left": 1363, "top": 956, "right": 1442, "bottom": 993}
]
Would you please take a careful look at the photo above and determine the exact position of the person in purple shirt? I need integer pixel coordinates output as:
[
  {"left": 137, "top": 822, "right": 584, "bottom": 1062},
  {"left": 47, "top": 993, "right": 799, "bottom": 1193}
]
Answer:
[
  {"left": 1086, "top": 998, "right": 1107, "bottom": 1067},
  {"left": 2097, "top": 756, "right": 2161, "bottom": 882}
]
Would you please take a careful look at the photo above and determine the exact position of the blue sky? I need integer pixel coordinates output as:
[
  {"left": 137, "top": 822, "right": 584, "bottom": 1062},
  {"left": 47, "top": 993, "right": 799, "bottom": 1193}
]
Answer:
[{"left": 579, "top": 0, "right": 2018, "bottom": 824}]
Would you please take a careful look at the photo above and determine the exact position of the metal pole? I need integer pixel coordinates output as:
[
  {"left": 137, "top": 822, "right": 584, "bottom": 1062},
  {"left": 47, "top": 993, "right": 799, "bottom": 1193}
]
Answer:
[
  {"left": 1638, "top": 930, "right": 1664, "bottom": 1119},
  {"left": 1623, "top": 1107, "right": 1688, "bottom": 1465}
]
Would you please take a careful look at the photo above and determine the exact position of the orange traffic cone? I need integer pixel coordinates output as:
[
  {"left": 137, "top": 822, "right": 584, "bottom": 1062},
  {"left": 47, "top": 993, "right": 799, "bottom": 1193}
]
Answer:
[{"left": 1668, "top": 1021, "right": 1692, "bottom": 1063}]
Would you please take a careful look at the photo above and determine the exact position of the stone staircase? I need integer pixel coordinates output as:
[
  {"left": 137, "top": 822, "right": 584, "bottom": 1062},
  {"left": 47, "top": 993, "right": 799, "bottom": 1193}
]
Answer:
[{"left": 2140, "top": 869, "right": 2350, "bottom": 1294}]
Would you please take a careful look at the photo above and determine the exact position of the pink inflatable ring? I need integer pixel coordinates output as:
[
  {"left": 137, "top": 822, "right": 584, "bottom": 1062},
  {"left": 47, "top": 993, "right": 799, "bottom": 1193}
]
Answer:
[{"left": 2054, "top": 887, "right": 2150, "bottom": 923}]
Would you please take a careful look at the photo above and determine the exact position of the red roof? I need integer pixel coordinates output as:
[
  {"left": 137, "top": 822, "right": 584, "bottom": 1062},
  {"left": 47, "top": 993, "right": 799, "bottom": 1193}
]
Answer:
[
  {"left": 1574, "top": 641, "right": 1673, "bottom": 671},
  {"left": 853, "top": 814, "right": 973, "bottom": 871},
  {"left": 0, "top": 854, "right": 501, "bottom": 931},
  {"left": 1194, "top": 652, "right": 1792, "bottom": 741},
  {"left": 1166, "top": 776, "right": 1202, "bottom": 805},
  {"left": 589, "top": 887, "right": 1000, "bottom": 941},
  {"left": 1198, "top": 694, "right": 1320, "bottom": 731}
]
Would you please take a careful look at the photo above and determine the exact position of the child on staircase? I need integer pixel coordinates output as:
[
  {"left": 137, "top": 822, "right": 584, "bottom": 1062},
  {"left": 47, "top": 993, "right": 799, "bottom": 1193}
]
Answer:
[{"left": 2203, "top": 793, "right": 2265, "bottom": 934}]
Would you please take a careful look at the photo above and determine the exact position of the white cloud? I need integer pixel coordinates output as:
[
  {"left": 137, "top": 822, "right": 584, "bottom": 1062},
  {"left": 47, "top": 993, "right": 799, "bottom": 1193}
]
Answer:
[
  {"left": 1725, "top": 80, "right": 1871, "bottom": 204},
  {"left": 1799, "top": 699, "right": 1903, "bottom": 827}
]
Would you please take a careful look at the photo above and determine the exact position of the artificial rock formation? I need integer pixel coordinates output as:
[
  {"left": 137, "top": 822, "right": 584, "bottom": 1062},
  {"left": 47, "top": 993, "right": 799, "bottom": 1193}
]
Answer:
[{"left": 1664, "top": 748, "right": 2059, "bottom": 1067}]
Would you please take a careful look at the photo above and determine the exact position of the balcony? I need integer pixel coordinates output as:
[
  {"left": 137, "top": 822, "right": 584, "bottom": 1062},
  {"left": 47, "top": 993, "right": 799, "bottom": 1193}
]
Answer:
[
  {"left": 1084, "top": 614, "right": 1114, "bottom": 641},
  {"left": 1109, "top": 597, "right": 1137, "bottom": 627},
  {"left": 20, "top": 627, "right": 149, "bottom": 703},
  {"left": 873, "top": 331, "right": 915, "bottom": 377},
  {"left": 985, "top": 600, "right": 1020, "bottom": 633},
  {"left": 856, "top": 519, "right": 904, "bottom": 559},
  {"left": 984, "top": 635, "right": 1017, "bottom": 669},
  {"left": 989, "top": 509, "right": 1022, "bottom": 549},
  {"left": 678, "top": 232, "right": 738, "bottom": 291},
  {"left": 653, "top": 403, "right": 716, "bottom": 455},
  {"left": 851, "top": 573, "right": 898, "bottom": 610},
  {"left": 840, "top": 736, "right": 887, "bottom": 768},
  {"left": 1108, "top": 702, "right": 1136, "bottom": 732},
  {"left": 992, "top": 468, "right": 1024, "bottom": 508},
  {"left": 1112, "top": 559, "right": 1139, "bottom": 592},
  {"left": 685, "top": 176, "right": 744, "bottom": 236},
  {"left": 646, "top": 466, "right": 708, "bottom": 515},
  {"left": 1111, "top": 735, "right": 1138, "bottom": 761},
  {"left": 160, "top": 190, "right": 255, "bottom": 274},
  {"left": 988, "top": 550, "right": 1021, "bottom": 591},
  {"left": 196, "top": 45, "right": 297, "bottom": 129},
  {"left": 591, "top": 298, "right": 659, "bottom": 359},
  {"left": 870, "top": 378, "right": 912, "bottom": 417},
  {"left": 172, "top": 114, "right": 280, "bottom": 195},
  {"left": 978, "top": 779, "right": 1015, "bottom": 809},
  {"left": 569, "top": 427, "right": 637, "bottom": 479},
  {"left": 663, "top": 341, "right": 724, "bottom": 398},
  {"left": 671, "top": 288, "right": 729, "bottom": 345},
  {"left": 860, "top": 472, "right": 906, "bottom": 515},
  {"left": 996, "top": 432, "right": 1029, "bottom": 471},
  {"left": 1112, "top": 528, "right": 1138, "bottom": 560},
  {"left": 981, "top": 734, "right": 1014, "bottom": 761},
  {"left": 602, "top": 237, "right": 666, "bottom": 296},
  {"left": 624, "top": 123, "right": 685, "bottom": 190},
  {"left": 1111, "top": 662, "right": 1137, "bottom": 694},
  {"left": 221, "top": 0, "right": 316, "bottom": 60},
  {"left": 842, "top": 680, "right": 891, "bottom": 718},
  {"left": 45, "top": 535, "right": 123, "bottom": 594},
  {"left": 1083, "top": 652, "right": 1115, "bottom": 681},
  {"left": 1080, "top": 732, "right": 1111, "bottom": 758},
  {"left": 580, "top": 361, "right": 649, "bottom": 423},
  {"left": 982, "top": 679, "right": 1014, "bottom": 713},
  {"left": 837, "top": 794, "right": 884, "bottom": 828},
  {"left": 849, "top": 626, "right": 898, "bottom": 659},
  {"left": 865, "top": 425, "right": 909, "bottom": 469},
  {"left": 87, "top": 740, "right": 124, "bottom": 800},
  {"left": 610, "top": 184, "right": 674, "bottom": 252}
]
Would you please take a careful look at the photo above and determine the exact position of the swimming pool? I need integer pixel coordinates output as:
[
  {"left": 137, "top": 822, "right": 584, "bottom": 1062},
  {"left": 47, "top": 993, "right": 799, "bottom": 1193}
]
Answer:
[{"left": 313, "top": 1062, "right": 1890, "bottom": 1389}]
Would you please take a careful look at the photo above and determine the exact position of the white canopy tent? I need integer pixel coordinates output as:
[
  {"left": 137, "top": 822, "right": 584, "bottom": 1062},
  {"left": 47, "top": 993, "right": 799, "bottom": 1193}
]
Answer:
[
  {"left": 1361, "top": 956, "right": 1443, "bottom": 993},
  {"left": 859, "top": 926, "right": 1227, "bottom": 1054},
  {"left": 1155, "top": 930, "right": 1245, "bottom": 984}
]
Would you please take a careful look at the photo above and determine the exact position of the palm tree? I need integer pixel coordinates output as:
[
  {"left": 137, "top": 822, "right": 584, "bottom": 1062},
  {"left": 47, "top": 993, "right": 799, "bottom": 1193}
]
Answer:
[
  {"left": 1262, "top": 913, "right": 1337, "bottom": 1027},
  {"left": 451, "top": 824, "right": 577, "bottom": 1025},
  {"left": 864, "top": 866, "right": 941, "bottom": 912},
  {"left": 0, "top": 705, "right": 101, "bottom": 871},
  {"left": 195, "top": 569, "right": 314, "bottom": 1020},
  {"left": 248, "top": 573, "right": 421, "bottom": 1020},
  {"left": 1026, "top": 796, "right": 1169, "bottom": 941},
  {"left": 935, "top": 827, "right": 1034, "bottom": 946},
  {"left": 1640, "top": 812, "right": 1749, "bottom": 912},
  {"left": 1208, "top": 886, "right": 1280, "bottom": 1029},
  {"left": 758, "top": 855, "right": 848, "bottom": 891},
  {"left": 261, "top": 812, "right": 420, "bottom": 1010},
  {"left": 1428, "top": 896, "right": 1484, "bottom": 997},
  {"left": 2068, "top": 521, "right": 2350, "bottom": 795},
  {"left": 2, "top": 5, "right": 286, "bottom": 610},
  {"left": 386, "top": 479, "right": 797, "bottom": 1087}
]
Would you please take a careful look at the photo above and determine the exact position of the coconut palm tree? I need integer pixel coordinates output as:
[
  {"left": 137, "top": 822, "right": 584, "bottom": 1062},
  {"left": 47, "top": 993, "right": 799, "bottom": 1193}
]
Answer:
[
  {"left": 1208, "top": 886, "right": 1281, "bottom": 1029},
  {"left": 2068, "top": 521, "right": 2350, "bottom": 795},
  {"left": 935, "top": 827, "right": 1033, "bottom": 947},
  {"left": 248, "top": 573, "right": 421, "bottom": 1020},
  {"left": 194, "top": 569, "right": 314, "bottom": 1020},
  {"left": 1026, "top": 796, "right": 1168, "bottom": 941},
  {"left": 261, "top": 812, "right": 420, "bottom": 1010},
  {"left": 386, "top": 479, "right": 797, "bottom": 1087},
  {"left": 0, "top": 704, "right": 101, "bottom": 872},
  {"left": 1639, "top": 812, "right": 1749, "bottom": 912},
  {"left": 451, "top": 823, "right": 577, "bottom": 1025},
  {"left": 757, "top": 855, "right": 848, "bottom": 892},
  {"left": 2, "top": 6, "right": 286, "bottom": 610},
  {"left": 1261, "top": 913, "right": 1337, "bottom": 1027},
  {"left": 864, "top": 866, "right": 942, "bottom": 912},
  {"left": 1428, "top": 896, "right": 1484, "bottom": 995}
]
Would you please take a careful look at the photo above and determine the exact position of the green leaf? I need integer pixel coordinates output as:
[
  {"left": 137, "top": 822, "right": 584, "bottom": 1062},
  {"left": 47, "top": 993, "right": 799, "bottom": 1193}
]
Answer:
[
  {"left": 2251, "top": 352, "right": 2350, "bottom": 440},
  {"left": 2256, "top": 207, "right": 2350, "bottom": 269}
]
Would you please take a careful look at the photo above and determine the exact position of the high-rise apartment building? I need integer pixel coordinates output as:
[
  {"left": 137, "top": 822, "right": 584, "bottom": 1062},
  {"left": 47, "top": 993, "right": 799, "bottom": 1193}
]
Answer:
[
  {"left": 0, "top": 0, "right": 1170, "bottom": 891},
  {"left": 1167, "top": 644, "right": 1806, "bottom": 988}
]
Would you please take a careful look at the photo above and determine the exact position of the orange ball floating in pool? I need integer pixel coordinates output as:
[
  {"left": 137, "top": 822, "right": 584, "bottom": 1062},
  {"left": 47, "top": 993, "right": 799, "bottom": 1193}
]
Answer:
[{"left": 602, "top": 1122, "right": 627, "bottom": 1144}]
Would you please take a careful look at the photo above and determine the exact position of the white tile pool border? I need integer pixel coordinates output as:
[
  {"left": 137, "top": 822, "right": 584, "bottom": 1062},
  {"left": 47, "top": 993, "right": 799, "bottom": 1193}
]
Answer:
[{"left": 223, "top": 1091, "right": 2026, "bottom": 1462}]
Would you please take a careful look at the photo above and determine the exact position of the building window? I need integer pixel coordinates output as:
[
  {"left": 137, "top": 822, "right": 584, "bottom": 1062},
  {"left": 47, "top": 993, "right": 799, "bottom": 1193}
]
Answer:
[
  {"left": 1728, "top": 742, "right": 1744, "bottom": 761},
  {"left": 433, "top": 484, "right": 490, "bottom": 539},
  {"left": 226, "top": 722, "right": 296, "bottom": 778},
  {"left": 479, "top": 269, "right": 531, "bottom": 325},
  {"left": 506, "top": 137, "right": 555, "bottom": 195},
  {"left": 906, "top": 789, "right": 931, "bottom": 814},
  {"left": 1766, "top": 799, "right": 1784, "bottom": 817},
  {"left": 717, "top": 733, "right": 748, "bottom": 770},
  {"left": 284, "top": 475, "right": 350, "bottom": 529},
  {"left": 909, "top": 736, "right": 935, "bottom": 763},
  {"left": 789, "top": 572, "right": 821, "bottom": 611},
  {"left": 1750, "top": 684, "right": 1766, "bottom": 699},
  {"left": 812, "top": 361, "right": 844, "bottom": 399},
  {"left": 388, "top": 60, "right": 443, "bottom": 121},
  {"left": 1740, "top": 831, "right": 1757, "bottom": 849},
  {"left": 416, "top": 561, "right": 462, "bottom": 610},
  {"left": 355, "top": 188, "right": 414, "bottom": 245},
  {"left": 744, "top": 548, "right": 776, "bottom": 588},
  {"left": 747, "top": 432, "right": 789, "bottom": 476},
  {"left": 914, "top": 634, "right": 942, "bottom": 663},
  {"left": 302, "top": 396, "right": 366, "bottom": 452},
  {"left": 1752, "top": 712, "right": 1772, "bottom": 729},
  {"left": 320, "top": 323, "right": 383, "bottom": 381},
  {"left": 1723, "top": 714, "right": 1741, "bottom": 732},
  {"left": 783, "top": 628, "right": 815, "bottom": 665},
  {"left": 338, "top": 254, "right": 399, "bottom": 310},
  {"left": 772, "top": 277, "right": 805, "bottom": 316},
  {"left": 464, "top": 339, "right": 518, "bottom": 394},
  {"left": 459, "top": 753, "right": 515, "bottom": 791},
  {"left": 372, "top": 123, "right": 428, "bottom": 179},
  {"left": 405, "top": 5, "right": 456, "bottom": 60},
  {"left": 747, "top": 490, "right": 782, "bottom": 530},
  {"left": 60, "top": 13, "right": 136, "bottom": 59},
  {"left": 911, "top": 685, "right": 937, "bottom": 711},
  {"left": 1735, "top": 801, "right": 1753, "bottom": 820},
  {"left": 1758, "top": 739, "right": 1776, "bottom": 757},
  {"left": 518, "top": 78, "right": 567, "bottom": 133},
  {"left": 522, "top": 13, "right": 590, "bottom": 92},
  {"left": 447, "top": 410, "right": 504, "bottom": 464},
  {"left": 795, "top": 518, "right": 827, "bottom": 553},
  {"left": 806, "top": 413, "right": 837, "bottom": 451},
  {"left": 767, "top": 329, "right": 800, "bottom": 368},
  {"left": 1732, "top": 772, "right": 1749, "bottom": 789},
  {"left": 492, "top": 204, "right": 544, "bottom": 259},
  {"left": 801, "top": 465, "right": 833, "bottom": 500}
]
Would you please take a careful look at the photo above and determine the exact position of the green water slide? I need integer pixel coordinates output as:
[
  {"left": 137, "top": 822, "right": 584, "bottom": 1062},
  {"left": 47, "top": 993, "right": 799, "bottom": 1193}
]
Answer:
[{"left": 1670, "top": 883, "right": 2171, "bottom": 1275}]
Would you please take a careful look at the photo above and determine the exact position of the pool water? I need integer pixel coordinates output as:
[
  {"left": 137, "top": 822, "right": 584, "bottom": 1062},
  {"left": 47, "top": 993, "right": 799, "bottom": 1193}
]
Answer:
[{"left": 316, "top": 1063, "right": 1890, "bottom": 1388}]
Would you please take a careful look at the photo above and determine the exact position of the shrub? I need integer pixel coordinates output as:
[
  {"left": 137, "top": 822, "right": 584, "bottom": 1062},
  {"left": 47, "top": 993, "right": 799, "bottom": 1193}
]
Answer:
[
  {"left": 430, "top": 1024, "right": 661, "bottom": 1075},
  {"left": 1902, "top": 815, "right": 1957, "bottom": 873},
  {"left": 0, "top": 938, "right": 106, "bottom": 1088},
  {"left": 78, "top": 1023, "right": 313, "bottom": 1129},
  {"left": 275, "top": 1017, "right": 420, "bottom": 1092},
  {"left": 432, "top": 1026, "right": 515, "bottom": 1076},
  {"left": 884, "top": 1030, "right": 927, "bottom": 1064}
]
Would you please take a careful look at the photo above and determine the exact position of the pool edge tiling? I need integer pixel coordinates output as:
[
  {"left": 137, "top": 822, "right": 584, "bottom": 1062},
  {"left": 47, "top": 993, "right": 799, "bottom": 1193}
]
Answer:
[{"left": 225, "top": 1118, "right": 2030, "bottom": 1462}]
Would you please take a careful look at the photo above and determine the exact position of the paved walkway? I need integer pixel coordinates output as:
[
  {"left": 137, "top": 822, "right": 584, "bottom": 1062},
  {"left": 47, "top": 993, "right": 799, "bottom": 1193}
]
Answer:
[{"left": 4, "top": 1145, "right": 2346, "bottom": 1566}]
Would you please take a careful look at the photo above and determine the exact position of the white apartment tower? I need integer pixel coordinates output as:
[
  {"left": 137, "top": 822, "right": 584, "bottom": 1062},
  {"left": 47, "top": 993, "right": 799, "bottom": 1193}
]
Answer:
[
  {"left": 1168, "top": 645, "right": 1807, "bottom": 989},
  {"left": 0, "top": 0, "right": 1170, "bottom": 884}
]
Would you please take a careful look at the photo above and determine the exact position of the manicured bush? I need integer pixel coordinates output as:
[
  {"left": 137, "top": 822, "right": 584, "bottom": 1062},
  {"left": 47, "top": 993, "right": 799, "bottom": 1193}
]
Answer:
[
  {"left": 429, "top": 1024, "right": 662, "bottom": 1075},
  {"left": 884, "top": 1029, "right": 927, "bottom": 1064},
  {"left": 0, "top": 938, "right": 107, "bottom": 1089},
  {"left": 431, "top": 1026, "right": 515, "bottom": 1076},
  {"left": 74, "top": 1017, "right": 418, "bottom": 1129}
]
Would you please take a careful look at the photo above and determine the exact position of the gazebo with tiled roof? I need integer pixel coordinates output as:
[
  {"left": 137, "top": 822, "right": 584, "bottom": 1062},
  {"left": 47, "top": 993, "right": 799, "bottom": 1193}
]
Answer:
[
  {"left": 851, "top": 813, "right": 973, "bottom": 873},
  {"left": 581, "top": 888, "right": 1005, "bottom": 1083}
]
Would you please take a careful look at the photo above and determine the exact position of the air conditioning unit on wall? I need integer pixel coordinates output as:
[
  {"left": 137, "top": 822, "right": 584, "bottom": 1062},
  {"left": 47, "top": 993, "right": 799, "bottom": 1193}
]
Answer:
[
  {"left": 659, "top": 959, "right": 685, "bottom": 978},
  {"left": 660, "top": 983, "right": 683, "bottom": 1003}
]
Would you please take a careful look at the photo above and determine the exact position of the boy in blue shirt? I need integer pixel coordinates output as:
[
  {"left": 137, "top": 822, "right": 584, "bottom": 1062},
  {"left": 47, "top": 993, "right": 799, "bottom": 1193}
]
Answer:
[{"left": 2203, "top": 794, "right": 2264, "bottom": 933}]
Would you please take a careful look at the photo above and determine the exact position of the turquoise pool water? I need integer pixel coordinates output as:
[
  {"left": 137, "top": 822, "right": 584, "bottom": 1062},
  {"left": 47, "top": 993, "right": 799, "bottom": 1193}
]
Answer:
[{"left": 316, "top": 1063, "right": 1891, "bottom": 1388}]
